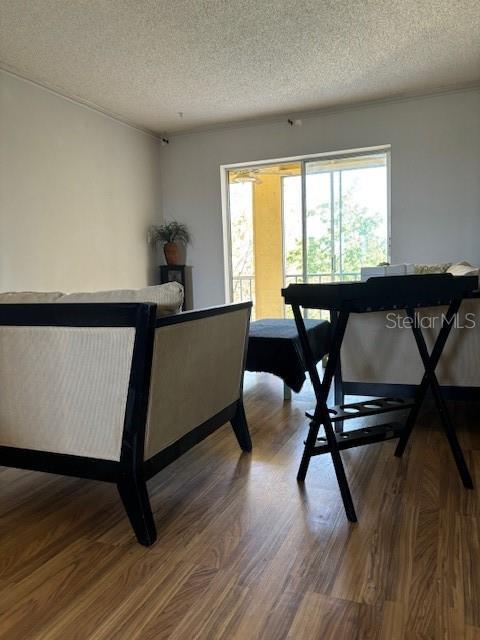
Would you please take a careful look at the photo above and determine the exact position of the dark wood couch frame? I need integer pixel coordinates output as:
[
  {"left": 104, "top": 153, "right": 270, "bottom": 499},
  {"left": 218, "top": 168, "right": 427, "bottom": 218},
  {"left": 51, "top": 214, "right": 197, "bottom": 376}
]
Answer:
[{"left": 0, "top": 301, "right": 252, "bottom": 546}]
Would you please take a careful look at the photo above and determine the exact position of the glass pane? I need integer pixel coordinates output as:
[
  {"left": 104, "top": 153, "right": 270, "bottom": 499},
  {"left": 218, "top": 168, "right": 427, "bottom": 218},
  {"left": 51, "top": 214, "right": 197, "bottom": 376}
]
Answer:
[
  {"left": 283, "top": 175, "right": 302, "bottom": 287},
  {"left": 282, "top": 175, "right": 302, "bottom": 318},
  {"left": 339, "top": 164, "right": 388, "bottom": 278},
  {"left": 228, "top": 162, "right": 301, "bottom": 319},
  {"left": 305, "top": 152, "right": 388, "bottom": 283},
  {"left": 305, "top": 169, "right": 332, "bottom": 284},
  {"left": 228, "top": 179, "right": 255, "bottom": 312}
]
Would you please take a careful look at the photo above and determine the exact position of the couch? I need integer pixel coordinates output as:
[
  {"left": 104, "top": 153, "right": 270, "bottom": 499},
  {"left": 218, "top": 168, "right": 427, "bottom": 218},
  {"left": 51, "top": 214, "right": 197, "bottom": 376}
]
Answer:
[
  {"left": 339, "top": 263, "right": 480, "bottom": 400},
  {"left": 0, "top": 283, "right": 252, "bottom": 545}
]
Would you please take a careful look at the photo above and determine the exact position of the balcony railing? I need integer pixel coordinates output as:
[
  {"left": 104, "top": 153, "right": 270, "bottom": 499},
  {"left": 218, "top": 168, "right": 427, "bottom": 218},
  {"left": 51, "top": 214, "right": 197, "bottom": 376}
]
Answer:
[
  {"left": 284, "top": 272, "right": 360, "bottom": 285},
  {"left": 232, "top": 272, "right": 360, "bottom": 320},
  {"left": 232, "top": 272, "right": 360, "bottom": 302},
  {"left": 232, "top": 275, "right": 255, "bottom": 303}
]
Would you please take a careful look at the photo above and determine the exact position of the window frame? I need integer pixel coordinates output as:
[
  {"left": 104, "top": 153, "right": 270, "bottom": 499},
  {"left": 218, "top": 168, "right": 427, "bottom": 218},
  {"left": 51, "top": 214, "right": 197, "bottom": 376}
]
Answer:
[{"left": 221, "top": 145, "right": 391, "bottom": 303}]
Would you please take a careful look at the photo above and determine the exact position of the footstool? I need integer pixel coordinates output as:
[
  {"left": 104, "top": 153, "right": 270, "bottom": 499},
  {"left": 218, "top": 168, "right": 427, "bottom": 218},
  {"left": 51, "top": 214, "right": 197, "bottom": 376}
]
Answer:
[{"left": 246, "top": 318, "right": 331, "bottom": 398}]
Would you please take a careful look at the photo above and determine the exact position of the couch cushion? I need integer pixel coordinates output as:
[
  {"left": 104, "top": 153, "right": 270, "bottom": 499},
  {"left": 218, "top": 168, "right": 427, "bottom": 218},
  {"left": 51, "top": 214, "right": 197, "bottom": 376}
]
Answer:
[
  {"left": 0, "top": 283, "right": 184, "bottom": 315},
  {"left": 414, "top": 263, "right": 451, "bottom": 274},
  {"left": 57, "top": 282, "right": 184, "bottom": 315},
  {"left": 0, "top": 291, "right": 63, "bottom": 303},
  {"left": 446, "top": 261, "right": 480, "bottom": 278}
]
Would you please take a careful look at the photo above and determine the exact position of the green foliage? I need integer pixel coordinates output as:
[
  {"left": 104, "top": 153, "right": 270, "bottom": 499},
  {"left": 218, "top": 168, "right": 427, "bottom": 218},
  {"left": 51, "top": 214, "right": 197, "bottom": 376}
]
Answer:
[
  {"left": 148, "top": 221, "right": 191, "bottom": 246},
  {"left": 231, "top": 209, "right": 254, "bottom": 277},
  {"left": 285, "top": 187, "right": 386, "bottom": 279}
]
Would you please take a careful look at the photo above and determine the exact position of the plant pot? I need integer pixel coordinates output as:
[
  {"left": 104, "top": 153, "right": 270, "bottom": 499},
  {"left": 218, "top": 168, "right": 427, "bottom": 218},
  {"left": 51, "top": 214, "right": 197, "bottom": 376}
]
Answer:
[{"left": 164, "top": 242, "right": 180, "bottom": 265}]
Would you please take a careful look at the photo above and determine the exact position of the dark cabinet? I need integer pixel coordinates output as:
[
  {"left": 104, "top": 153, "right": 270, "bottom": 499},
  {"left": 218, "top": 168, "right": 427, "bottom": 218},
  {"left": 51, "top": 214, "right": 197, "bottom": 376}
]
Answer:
[{"left": 159, "top": 265, "right": 193, "bottom": 311}]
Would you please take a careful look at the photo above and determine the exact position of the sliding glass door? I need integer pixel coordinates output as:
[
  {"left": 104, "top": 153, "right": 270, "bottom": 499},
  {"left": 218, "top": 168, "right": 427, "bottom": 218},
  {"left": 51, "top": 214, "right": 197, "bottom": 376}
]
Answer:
[
  {"left": 284, "top": 151, "right": 389, "bottom": 287},
  {"left": 226, "top": 148, "right": 389, "bottom": 318}
]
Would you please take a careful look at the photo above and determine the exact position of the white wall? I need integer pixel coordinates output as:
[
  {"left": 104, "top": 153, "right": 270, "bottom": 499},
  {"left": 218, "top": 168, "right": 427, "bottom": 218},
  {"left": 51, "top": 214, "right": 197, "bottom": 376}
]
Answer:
[
  {"left": 0, "top": 70, "right": 161, "bottom": 292},
  {"left": 159, "top": 89, "right": 480, "bottom": 308}
]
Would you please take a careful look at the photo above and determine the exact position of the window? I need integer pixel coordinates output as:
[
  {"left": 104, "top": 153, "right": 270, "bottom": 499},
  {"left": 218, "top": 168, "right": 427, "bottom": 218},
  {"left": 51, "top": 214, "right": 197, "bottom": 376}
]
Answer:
[{"left": 223, "top": 147, "right": 390, "bottom": 319}]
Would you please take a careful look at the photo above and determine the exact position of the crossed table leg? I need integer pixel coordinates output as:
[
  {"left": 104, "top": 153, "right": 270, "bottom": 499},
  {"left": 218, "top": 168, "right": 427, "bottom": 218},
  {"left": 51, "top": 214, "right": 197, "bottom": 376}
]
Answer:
[
  {"left": 293, "top": 306, "right": 358, "bottom": 522},
  {"left": 394, "top": 301, "right": 473, "bottom": 488},
  {"left": 292, "top": 299, "right": 473, "bottom": 523}
]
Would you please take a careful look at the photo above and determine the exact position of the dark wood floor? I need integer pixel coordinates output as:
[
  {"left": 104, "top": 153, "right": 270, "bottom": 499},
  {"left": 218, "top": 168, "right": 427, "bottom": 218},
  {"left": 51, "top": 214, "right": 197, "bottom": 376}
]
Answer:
[{"left": 1, "top": 373, "right": 480, "bottom": 639}]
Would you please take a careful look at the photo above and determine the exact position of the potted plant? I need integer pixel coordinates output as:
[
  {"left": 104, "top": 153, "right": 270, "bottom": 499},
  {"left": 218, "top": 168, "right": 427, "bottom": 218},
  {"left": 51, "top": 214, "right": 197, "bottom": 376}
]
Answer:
[{"left": 148, "top": 221, "right": 191, "bottom": 266}]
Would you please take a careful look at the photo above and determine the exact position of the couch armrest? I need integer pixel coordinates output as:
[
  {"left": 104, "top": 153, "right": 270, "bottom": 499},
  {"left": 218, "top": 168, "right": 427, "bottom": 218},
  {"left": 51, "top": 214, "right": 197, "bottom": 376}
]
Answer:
[{"left": 144, "top": 303, "right": 251, "bottom": 460}]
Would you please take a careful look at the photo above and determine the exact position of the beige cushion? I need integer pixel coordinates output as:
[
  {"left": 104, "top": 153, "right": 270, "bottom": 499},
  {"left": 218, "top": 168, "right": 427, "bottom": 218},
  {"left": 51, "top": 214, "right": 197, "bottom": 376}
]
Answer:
[
  {"left": 0, "top": 283, "right": 184, "bottom": 315},
  {"left": 446, "top": 261, "right": 480, "bottom": 278},
  {"left": 0, "top": 291, "right": 63, "bottom": 303},
  {"left": 414, "top": 263, "right": 451, "bottom": 274},
  {"left": 57, "top": 283, "right": 183, "bottom": 315}
]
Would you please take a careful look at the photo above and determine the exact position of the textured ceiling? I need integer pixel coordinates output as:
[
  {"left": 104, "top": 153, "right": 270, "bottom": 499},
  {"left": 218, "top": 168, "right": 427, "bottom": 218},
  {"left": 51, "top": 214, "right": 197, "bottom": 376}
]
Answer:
[{"left": 1, "top": 1, "right": 479, "bottom": 134}]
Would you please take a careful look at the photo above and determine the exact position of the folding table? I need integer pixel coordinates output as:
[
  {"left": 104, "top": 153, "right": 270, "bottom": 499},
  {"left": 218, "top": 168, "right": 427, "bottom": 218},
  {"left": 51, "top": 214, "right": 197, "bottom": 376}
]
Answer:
[{"left": 282, "top": 273, "right": 478, "bottom": 522}]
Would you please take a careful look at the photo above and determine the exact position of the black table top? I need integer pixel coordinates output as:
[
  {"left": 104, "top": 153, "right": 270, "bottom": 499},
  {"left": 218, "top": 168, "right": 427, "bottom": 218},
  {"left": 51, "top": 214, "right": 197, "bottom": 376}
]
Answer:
[{"left": 282, "top": 274, "right": 479, "bottom": 312}]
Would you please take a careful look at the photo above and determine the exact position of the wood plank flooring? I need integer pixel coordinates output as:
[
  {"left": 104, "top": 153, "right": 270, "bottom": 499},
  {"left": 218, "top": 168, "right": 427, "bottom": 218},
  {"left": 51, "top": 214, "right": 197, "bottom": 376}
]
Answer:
[{"left": 1, "top": 373, "right": 480, "bottom": 639}]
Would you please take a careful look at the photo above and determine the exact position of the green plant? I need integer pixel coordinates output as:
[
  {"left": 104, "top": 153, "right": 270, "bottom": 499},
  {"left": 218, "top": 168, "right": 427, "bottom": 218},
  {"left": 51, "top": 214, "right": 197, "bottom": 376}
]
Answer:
[
  {"left": 148, "top": 221, "right": 191, "bottom": 246},
  {"left": 285, "top": 186, "right": 386, "bottom": 277}
]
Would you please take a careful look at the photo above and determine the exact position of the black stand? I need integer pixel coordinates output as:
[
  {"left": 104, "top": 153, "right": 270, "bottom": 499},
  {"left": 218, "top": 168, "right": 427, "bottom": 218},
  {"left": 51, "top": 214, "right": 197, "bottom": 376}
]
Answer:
[
  {"left": 291, "top": 298, "right": 473, "bottom": 522},
  {"left": 159, "top": 265, "right": 192, "bottom": 311}
]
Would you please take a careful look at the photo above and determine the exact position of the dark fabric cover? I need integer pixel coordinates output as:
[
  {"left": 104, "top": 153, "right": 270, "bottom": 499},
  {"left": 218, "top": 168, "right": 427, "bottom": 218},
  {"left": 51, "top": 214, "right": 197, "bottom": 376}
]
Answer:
[{"left": 246, "top": 318, "right": 331, "bottom": 392}]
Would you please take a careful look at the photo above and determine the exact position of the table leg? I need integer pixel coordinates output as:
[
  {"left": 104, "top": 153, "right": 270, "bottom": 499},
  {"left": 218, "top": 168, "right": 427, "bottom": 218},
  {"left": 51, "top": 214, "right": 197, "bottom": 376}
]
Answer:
[
  {"left": 293, "top": 305, "right": 357, "bottom": 522},
  {"left": 395, "top": 302, "right": 473, "bottom": 488},
  {"left": 395, "top": 303, "right": 457, "bottom": 456},
  {"left": 283, "top": 383, "right": 292, "bottom": 401},
  {"left": 333, "top": 311, "right": 344, "bottom": 434}
]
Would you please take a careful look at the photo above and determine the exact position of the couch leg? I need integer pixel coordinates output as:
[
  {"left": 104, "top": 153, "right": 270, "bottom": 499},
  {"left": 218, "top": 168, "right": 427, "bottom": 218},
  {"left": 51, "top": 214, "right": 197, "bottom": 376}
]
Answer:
[
  {"left": 230, "top": 399, "right": 252, "bottom": 452},
  {"left": 117, "top": 474, "right": 157, "bottom": 546}
]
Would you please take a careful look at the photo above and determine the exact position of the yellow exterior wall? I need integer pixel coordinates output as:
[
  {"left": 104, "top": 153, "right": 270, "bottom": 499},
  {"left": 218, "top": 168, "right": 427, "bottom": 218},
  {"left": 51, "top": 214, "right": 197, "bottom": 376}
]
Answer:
[{"left": 252, "top": 175, "right": 284, "bottom": 318}]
